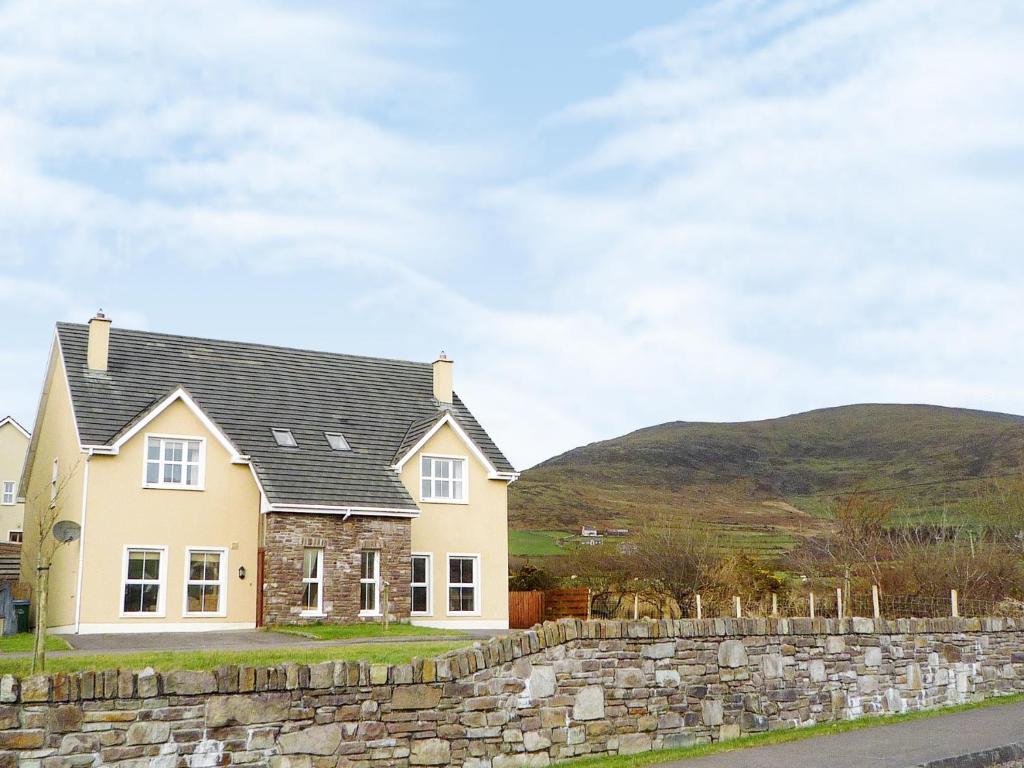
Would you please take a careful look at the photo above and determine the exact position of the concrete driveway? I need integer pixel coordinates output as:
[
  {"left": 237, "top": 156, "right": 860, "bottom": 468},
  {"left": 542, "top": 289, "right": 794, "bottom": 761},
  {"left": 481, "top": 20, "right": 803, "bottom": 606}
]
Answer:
[{"left": 65, "top": 629, "right": 320, "bottom": 653}]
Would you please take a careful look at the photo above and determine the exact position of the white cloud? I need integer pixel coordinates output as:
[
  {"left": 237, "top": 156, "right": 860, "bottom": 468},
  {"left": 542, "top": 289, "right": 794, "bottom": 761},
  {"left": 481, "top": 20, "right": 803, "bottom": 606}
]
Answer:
[
  {"left": 0, "top": 0, "right": 475, "bottom": 276},
  {"left": 476, "top": 0, "right": 1024, "bottom": 466},
  {"left": 3, "top": 0, "right": 1024, "bottom": 471}
]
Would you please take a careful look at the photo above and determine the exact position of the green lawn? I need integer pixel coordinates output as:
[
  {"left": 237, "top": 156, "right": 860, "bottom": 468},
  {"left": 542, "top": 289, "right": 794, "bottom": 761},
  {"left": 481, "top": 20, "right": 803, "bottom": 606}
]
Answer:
[
  {"left": 510, "top": 529, "right": 571, "bottom": 557},
  {"left": 553, "top": 693, "right": 1024, "bottom": 767},
  {"left": 0, "top": 633, "right": 70, "bottom": 653},
  {"left": 0, "top": 640, "right": 470, "bottom": 677},
  {"left": 268, "top": 623, "right": 467, "bottom": 640}
]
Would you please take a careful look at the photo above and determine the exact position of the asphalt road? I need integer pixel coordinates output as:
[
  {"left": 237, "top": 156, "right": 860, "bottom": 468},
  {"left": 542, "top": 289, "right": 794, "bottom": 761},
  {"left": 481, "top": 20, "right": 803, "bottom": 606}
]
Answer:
[{"left": 659, "top": 701, "right": 1024, "bottom": 768}]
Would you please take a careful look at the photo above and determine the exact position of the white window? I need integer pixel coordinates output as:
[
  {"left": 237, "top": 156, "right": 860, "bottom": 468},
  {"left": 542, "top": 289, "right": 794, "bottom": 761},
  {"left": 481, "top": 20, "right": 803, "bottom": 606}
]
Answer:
[
  {"left": 184, "top": 548, "right": 226, "bottom": 616},
  {"left": 122, "top": 547, "right": 166, "bottom": 616},
  {"left": 145, "top": 436, "right": 204, "bottom": 489},
  {"left": 8, "top": 531, "right": 22, "bottom": 543},
  {"left": 50, "top": 458, "right": 58, "bottom": 501},
  {"left": 1, "top": 482, "right": 14, "bottom": 506},
  {"left": 420, "top": 456, "right": 467, "bottom": 502},
  {"left": 447, "top": 554, "right": 479, "bottom": 615},
  {"left": 272, "top": 428, "right": 297, "bottom": 447},
  {"left": 324, "top": 432, "right": 351, "bottom": 451},
  {"left": 301, "top": 548, "right": 323, "bottom": 615},
  {"left": 359, "top": 550, "right": 380, "bottom": 616},
  {"left": 411, "top": 554, "right": 431, "bottom": 615}
]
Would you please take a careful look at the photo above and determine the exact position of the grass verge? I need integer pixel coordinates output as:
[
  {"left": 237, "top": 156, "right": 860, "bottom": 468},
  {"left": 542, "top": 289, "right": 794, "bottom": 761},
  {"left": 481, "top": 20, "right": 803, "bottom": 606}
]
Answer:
[
  {"left": 0, "top": 633, "right": 70, "bottom": 654},
  {"left": 553, "top": 692, "right": 1024, "bottom": 767},
  {"left": 268, "top": 623, "right": 467, "bottom": 641},
  {"left": 0, "top": 641, "right": 470, "bottom": 677}
]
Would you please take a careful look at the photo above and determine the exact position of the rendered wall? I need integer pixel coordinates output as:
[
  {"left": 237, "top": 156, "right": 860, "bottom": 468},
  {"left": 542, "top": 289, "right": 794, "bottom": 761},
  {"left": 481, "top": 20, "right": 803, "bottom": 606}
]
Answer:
[
  {"left": 405, "top": 422, "right": 510, "bottom": 629},
  {"left": 0, "top": 421, "right": 29, "bottom": 541}
]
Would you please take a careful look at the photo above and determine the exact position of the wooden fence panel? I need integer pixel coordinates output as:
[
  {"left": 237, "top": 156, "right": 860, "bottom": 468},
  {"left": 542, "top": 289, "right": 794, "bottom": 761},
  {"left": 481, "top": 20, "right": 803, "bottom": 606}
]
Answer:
[
  {"left": 509, "top": 591, "right": 545, "bottom": 628},
  {"left": 544, "top": 588, "right": 590, "bottom": 621}
]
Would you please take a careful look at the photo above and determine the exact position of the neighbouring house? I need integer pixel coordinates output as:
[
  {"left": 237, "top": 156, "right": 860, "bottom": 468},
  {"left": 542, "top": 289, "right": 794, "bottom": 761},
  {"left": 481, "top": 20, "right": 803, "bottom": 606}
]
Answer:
[
  {"left": 580, "top": 526, "right": 598, "bottom": 537},
  {"left": 0, "top": 416, "right": 29, "bottom": 544},
  {"left": 19, "top": 313, "right": 517, "bottom": 634}
]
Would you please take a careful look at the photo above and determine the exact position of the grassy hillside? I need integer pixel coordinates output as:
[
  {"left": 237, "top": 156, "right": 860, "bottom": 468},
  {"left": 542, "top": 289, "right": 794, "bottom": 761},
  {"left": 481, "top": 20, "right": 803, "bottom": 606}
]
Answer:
[{"left": 509, "top": 404, "right": 1024, "bottom": 559}]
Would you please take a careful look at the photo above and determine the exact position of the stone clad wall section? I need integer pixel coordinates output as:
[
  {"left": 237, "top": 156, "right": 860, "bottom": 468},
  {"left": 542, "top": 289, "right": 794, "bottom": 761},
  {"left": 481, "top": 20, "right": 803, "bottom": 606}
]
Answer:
[
  {"left": 262, "top": 512, "right": 411, "bottom": 625},
  {"left": 2, "top": 616, "right": 1024, "bottom": 767}
]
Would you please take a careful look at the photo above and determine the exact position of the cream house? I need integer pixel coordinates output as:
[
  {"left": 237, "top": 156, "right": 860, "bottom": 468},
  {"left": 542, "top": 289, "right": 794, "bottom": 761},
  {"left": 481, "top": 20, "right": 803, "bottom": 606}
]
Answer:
[
  {"left": 0, "top": 416, "right": 30, "bottom": 543},
  {"left": 20, "top": 314, "right": 516, "bottom": 633}
]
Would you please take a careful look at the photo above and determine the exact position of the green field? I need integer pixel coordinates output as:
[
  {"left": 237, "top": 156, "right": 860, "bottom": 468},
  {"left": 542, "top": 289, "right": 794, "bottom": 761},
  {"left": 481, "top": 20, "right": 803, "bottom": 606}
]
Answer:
[
  {"left": 0, "top": 641, "right": 471, "bottom": 677},
  {"left": 509, "top": 529, "right": 572, "bottom": 557}
]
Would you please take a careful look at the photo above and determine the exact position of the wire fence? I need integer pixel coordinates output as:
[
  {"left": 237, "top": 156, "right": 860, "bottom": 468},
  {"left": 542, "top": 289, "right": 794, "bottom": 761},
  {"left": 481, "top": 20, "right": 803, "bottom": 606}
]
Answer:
[{"left": 589, "top": 587, "right": 1013, "bottom": 621}]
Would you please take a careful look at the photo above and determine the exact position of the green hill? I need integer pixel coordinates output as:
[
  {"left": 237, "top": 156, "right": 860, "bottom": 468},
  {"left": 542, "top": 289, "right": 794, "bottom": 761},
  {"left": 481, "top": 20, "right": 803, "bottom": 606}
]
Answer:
[{"left": 509, "top": 404, "right": 1024, "bottom": 559}]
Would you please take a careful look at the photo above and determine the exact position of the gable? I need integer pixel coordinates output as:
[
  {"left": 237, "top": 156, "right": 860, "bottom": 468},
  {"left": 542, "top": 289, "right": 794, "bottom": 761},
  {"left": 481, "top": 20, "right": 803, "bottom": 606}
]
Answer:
[
  {"left": 0, "top": 422, "right": 29, "bottom": 480},
  {"left": 392, "top": 412, "right": 517, "bottom": 481}
]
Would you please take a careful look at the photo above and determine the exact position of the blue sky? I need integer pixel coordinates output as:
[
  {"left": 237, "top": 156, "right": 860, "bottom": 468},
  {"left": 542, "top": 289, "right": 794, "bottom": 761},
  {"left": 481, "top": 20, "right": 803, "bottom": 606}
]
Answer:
[{"left": 2, "top": 0, "right": 1024, "bottom": 469}]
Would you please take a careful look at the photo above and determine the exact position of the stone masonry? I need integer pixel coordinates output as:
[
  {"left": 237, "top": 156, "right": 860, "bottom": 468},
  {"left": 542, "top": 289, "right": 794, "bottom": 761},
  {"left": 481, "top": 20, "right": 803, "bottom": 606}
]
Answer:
[
  {"left": 3, "top": 616, "right": 1024, "bottom": 766},
  {"left": 262, "top": 512, "right": 411, "bottom": 625}
]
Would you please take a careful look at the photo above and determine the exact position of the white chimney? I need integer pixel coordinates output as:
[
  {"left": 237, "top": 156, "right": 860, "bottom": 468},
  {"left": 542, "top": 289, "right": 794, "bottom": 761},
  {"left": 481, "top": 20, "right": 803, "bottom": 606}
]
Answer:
[
  {"left": 87, "top": 310, "right": 112, "bottom": 371},
  {"left": 432, "top": 351, "right": 453, "bottom": 404}
]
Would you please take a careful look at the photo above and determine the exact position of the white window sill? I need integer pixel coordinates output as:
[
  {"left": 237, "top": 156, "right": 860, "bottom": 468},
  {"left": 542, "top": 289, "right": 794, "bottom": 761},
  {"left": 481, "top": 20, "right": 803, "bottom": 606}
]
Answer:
[
  {"left": 143, "top": 484, "right": 204, "bottom": 492},
  {"left": 419, "top": 498, "right": 469, "bottom": 505},
  {"left": 183, "top": 612, "right": 227, "bottom": 619},
  {"left": 446, "top": 611, "right": 481, "bottom": 617},
  {"left": 358, "top": 610, "right": 381, "bottom": 618},
  {"left": 119, "top": 612, "right": 166, "bottom": 619},
  {"left": 300, "top": 611, "right": 326, "bottom": 618},
  {"left": 411, "top": 612, "right": 433, "bottom": 617}
]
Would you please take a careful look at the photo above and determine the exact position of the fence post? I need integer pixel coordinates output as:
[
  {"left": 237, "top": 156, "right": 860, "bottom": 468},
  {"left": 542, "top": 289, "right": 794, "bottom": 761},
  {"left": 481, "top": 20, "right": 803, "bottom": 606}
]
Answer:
[
  {"left": 771, "top": 592, "right": 778, "bottom": 617},
  {"left": 809, "top": 592, "right": 815, "bottom": 619},
  {"left": 734, "top": 596, "right": 741, "bottom": 619},
  {"left": 586, "top": 588, "right": 592, "bottom": 621},
  {"left": 951, "top": 589, "right": 959, "bottom": 618},
  {"left": 836, "top": 588, "right": 843, "bottom": 619},
  {"left": 633, "top": 592, "right": 639, "bottom": 621},
  {"left": 695, "top": 594, "right": 703, "bottom": 620},
  {"left": 872, "top": 585, "right": 880, "bottom": 620}
]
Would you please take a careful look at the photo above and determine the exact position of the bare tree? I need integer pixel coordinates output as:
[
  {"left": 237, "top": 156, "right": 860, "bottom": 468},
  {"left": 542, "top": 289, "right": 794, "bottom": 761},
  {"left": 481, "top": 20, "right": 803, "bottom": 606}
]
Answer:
[
  {"left": 815, "top": 492, "right": 894, "bottom": 613},
  {"left": 25, "top": 459, "right": 80, "bottom": 673},
  {"left": 626, "top": 516, "right": 721, "bottom": 617}
]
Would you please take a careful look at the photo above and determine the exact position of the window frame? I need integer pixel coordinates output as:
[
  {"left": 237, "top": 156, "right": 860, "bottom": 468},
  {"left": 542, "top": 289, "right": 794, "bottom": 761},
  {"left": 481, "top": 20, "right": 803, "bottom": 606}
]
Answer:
[
  {"left": 446, "top": 553, "right": 481, "bottom": 617},
  {"left": 0, "top": 481, "right": 14, "bottom": 506},
  {"left": 182, "top": 546, "right": 228, "bottom": 618},
  {"left": 8, "top": 531, "right": 23, "bottom": 543},
  {"left": 272, "top": 428, "right": 298, "bottom": 448},
  {"left": 142, "top": 434, "right": 207, "bottom": 491},
  {"left": 324, "top": 432, "right": 351, "bottom": 451},
  {"left": 120, "top": 545, "right": 168, "bottom": 618},
  {"left": 410, "top": 552, "right": 432, "bottom": 616},
  {"left": 359, "top": 550, "right": 380, "bottom": 617},
  {"left": 300, "top": 547, "right": 325, "bottom": 617},
  {"left": 419, "top": 454, "right": 469, "bottom": 504},
  {"left": 50, "top": 458, "right": 58, "bottom": 501}
]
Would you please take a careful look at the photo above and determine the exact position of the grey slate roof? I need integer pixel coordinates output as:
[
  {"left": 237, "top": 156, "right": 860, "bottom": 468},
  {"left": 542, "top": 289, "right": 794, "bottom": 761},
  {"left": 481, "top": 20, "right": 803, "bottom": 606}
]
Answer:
[{"left": 56, "top": 323, "right": 515, "bottom": 510}]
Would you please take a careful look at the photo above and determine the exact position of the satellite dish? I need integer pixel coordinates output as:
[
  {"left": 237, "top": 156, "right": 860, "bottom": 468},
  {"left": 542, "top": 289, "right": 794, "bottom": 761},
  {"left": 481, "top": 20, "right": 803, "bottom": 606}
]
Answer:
[{"left": 53, "top": 521, "right": 82, "bottom": 543}]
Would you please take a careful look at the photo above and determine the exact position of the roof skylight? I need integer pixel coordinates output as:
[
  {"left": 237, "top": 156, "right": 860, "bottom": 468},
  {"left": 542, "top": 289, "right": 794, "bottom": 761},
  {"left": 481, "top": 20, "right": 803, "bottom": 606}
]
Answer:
[
  {"left": 325, "top": 432, "right": 351, "bottom": 451},
  {"left": 272, "top": 428, "right": 298, "bottom": 448}
]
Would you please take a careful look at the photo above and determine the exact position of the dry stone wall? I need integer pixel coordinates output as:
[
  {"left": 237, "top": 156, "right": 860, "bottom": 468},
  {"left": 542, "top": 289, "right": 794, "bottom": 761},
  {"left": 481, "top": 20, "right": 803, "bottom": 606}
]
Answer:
[{"left": 3, "top": 616, "right": 1024, "bottom": 767}]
